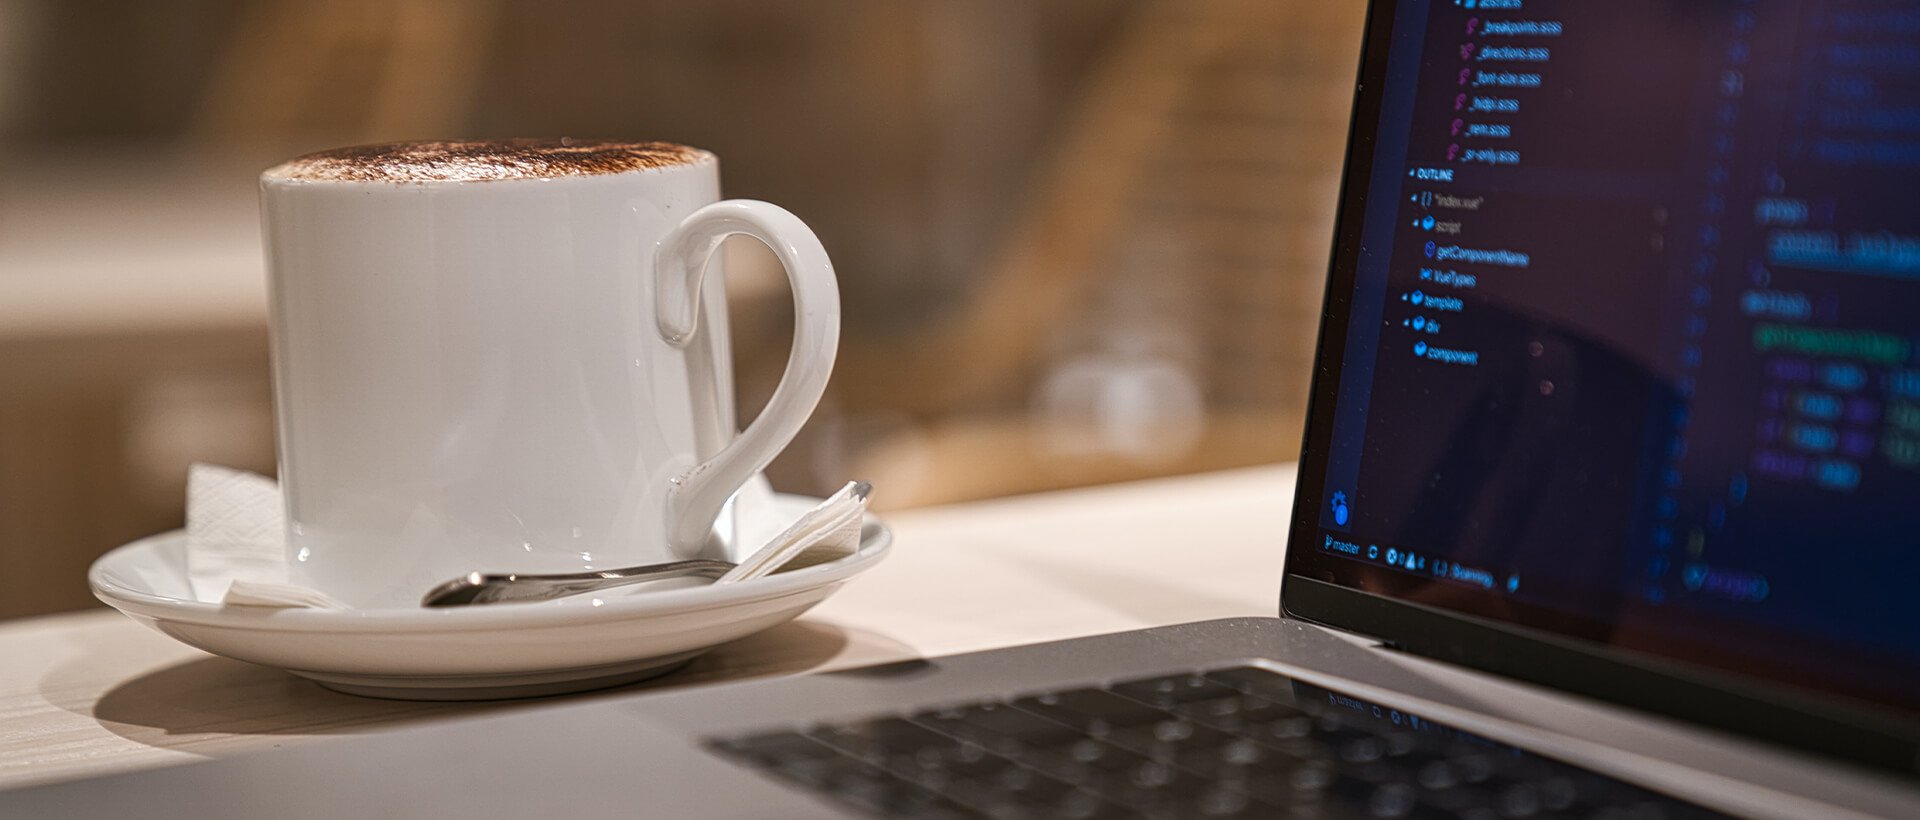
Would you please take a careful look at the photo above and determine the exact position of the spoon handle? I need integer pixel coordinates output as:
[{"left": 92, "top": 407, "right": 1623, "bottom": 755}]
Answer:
[{"left": 421, "top": 559, "right": 737, "bottom": 607}]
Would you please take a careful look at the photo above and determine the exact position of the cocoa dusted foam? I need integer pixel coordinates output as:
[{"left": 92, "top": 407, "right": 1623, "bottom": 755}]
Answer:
[{"left": 265, "top": 139, "right": 712, "bottom": 183}]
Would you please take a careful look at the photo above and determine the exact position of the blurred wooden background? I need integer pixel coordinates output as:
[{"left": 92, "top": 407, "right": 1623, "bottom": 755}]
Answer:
[{"left": 0, "top": 0, "right": 1364, "bottom": 618}]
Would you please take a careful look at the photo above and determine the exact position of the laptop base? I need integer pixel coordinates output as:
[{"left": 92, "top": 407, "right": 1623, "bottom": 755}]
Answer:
[{"left": 4, "top": 618, "right": 1913, "bottom": 818}]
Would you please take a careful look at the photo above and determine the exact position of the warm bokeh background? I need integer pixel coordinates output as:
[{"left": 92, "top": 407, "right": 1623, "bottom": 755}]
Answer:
[{"left": 0, "top": 0, "right": 1364, "bottom": 618}]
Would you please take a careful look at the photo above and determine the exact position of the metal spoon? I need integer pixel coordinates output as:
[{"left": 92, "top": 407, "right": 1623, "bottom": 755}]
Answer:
[
  {"left": 421, "top": 559, "right": 737, "bottom": 607},
  {"left": 422, "top": 482, "right": 871, "bottom": 608}
]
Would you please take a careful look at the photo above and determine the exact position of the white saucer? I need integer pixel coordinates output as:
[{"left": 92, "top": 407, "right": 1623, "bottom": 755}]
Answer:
[{"left": 88, "top": 493, "right": 890, "bottom": 701}]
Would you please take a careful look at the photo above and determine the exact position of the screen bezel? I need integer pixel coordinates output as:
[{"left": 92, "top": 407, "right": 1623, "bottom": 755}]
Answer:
[{"left": 1280, "top": 0, "right": 1920, "bottom": 776}]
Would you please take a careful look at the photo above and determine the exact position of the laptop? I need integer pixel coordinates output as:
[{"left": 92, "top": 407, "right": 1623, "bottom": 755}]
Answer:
[{"left": 9, "top": 0, "right": 1920, "bottom": 816}]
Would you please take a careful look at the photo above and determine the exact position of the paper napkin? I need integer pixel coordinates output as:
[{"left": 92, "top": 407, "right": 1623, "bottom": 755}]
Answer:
[
  {"left": 718, "top": 481, "right": 869, "bottom": 583},
  {"left": 185, "top": 463, "right": 349, "bottom": 607}
]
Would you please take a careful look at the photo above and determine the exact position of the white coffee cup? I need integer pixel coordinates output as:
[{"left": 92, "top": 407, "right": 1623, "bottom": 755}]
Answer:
[{"left": 259, "top": 139, "right": 838, "bottom": 608}]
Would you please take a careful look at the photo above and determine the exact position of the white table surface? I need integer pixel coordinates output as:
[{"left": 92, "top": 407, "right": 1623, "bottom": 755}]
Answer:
[{"left": 0, "top": 465, "right": 1295, "bottom": 790}]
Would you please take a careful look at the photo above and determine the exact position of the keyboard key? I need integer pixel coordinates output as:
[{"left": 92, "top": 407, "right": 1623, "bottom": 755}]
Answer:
[
  {"left": 1416, "top": 760, "right": 1460, "bottom": 791},
  {"left": 810, "top": 718, "right": 964, "bottom": 759},
  {"left": 1014, "top": 689, "right": 1169, "bottom": 732},
  {"left": 1242, "top": 760, "right": 1342, "bottom": 805},
  {"left": 1381, "top": 730, "right": 1424, "bottom": 757},
  {"left": 1179, "top": 737, "right": 1306, "bottom": 785},
  {"left": 897, "top": 740, "right": 1012, "bottom": 781},
  {"left": 1536, "top": 775, "right": 1578, "bottom": 812},
  {"left": 1102, "top": 717, "right": 1240, "bottom": 760},
  {"left": 1330, "top": 773, "right": 1449, "bottom": 819},
  {"left": 1367, "top": 782, "right": 1420, "bottom": 818},
  {"left": 1176, "top": 693, "right": 1308, "bottom": 730},
  {"left": 915, "top": 702, "right": 1084, "bottom": 750},
  {"left": 1450, "top": 751, "right": 1499, "bottom": 785},
  {"left": 1204, "top": 665, "right": 1299, "bottom": 701},
  {"left": 968, "top": 788, "right": 1127, "bottom": 820},
  {"left": 711, "top": 730, "right": 838, "bottom": 764},
  {"left": 1133, "top": 786, "right": 1286, "bottom": 820},
  {"left": 768, "top": 752, "right": 896, "bottom": 790},
  {"left": 1027, "top": 738, "right": 1152, "bottom": 778},
  {"left": 1088, "top": 758, "right": 1218, "bottom": 813},
  {"left": 1258, "top": 712, "right": 1318, "bottom": 740},
  {"left": 1050, "top": 789, "right": 1134, "bottom": 820},
  {"left": 828, "top": 776, "right": 974, "bottom": 819},
  {"left": 1419, "top": 783, "right": 1498, "bottom": 816},
  {"left": 947, "top": 767, "right": 1079, "bottom": 813},
  {"left": 1495, "top": 781, "right": 1543, "bottom": 818},
  {"left": 1340, "top": 735, "right": 1389, "bottom": 764},
  {"left": 1185, "top": 784, "right": 1262, "bottom": 817},
  {"left": 1113, "top": 672, "right": 1243, "bottom": 706}
]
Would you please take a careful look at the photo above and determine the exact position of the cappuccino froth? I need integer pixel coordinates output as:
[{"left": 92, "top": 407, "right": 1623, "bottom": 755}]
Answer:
[{"left": 265, "top": 138, "right": 712, "bottom": 183}]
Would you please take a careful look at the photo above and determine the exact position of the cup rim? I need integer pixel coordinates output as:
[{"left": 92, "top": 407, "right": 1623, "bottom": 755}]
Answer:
[{"left": 259, "top": 139, "right": 718, "bottom": 187}]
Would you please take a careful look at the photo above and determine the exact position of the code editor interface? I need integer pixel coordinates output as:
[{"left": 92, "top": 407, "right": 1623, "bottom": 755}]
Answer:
[{"left": 1310, "top": 0, "right": 1920, "bottom": 707}]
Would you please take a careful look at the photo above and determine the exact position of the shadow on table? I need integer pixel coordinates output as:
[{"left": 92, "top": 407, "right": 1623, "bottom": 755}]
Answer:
[{"left": 60, "top": 619, "right": 884, "bottom": 749}]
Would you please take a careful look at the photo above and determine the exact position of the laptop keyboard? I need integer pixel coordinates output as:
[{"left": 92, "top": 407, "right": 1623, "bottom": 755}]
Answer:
[{"left": 707, "top": 665, "right": 1722, "bottom": 819}]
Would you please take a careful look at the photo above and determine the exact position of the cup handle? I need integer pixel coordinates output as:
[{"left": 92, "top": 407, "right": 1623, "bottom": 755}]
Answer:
[{"left": 654, "top": 200, "right": 840, "bottom": 553}]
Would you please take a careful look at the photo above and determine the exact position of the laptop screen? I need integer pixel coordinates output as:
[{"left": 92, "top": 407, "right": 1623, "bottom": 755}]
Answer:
[{"left": 1290, "top": 0, "right": 1920, "bottom": 713}]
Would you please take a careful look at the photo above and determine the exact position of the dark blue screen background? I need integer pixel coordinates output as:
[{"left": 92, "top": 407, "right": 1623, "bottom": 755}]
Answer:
[{"left": 1302, "top": 0, "right": 1920, "bottom": 710}]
